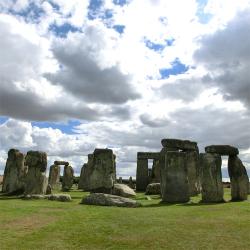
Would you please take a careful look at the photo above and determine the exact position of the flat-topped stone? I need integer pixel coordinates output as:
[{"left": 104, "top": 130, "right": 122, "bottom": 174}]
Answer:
[
  {"left": 81, "top": 193, "right": 141, "bottom": 208},
  {"left": 161, "top": 139, "right": 198, "bottom": 152},
  {"left": 205, "top": 145, "right": 239, "bottom": 156},
  {"left": 137, "top": 152, "right": 160, "bottom": 159},
  {"left": 54, "top": 161, "right": 69, "bottom": 166}
]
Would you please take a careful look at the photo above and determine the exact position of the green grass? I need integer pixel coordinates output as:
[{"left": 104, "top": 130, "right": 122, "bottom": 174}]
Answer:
[{"left": 0, "top": 188, "right": 250, "bottom": 250}]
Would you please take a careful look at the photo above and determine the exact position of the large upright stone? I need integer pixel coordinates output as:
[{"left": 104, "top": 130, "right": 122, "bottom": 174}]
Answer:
[
  {"left": 62, "top": 165, "right": 74, "bottom": 191},
  {"left": 2, "top": 149, "right": 27, "bottom": 193},
  {"left": 186, "top": 151, "right": 199, "bottom": 196},
  {"left": 161, "top": 138, "right": 198, "bottom": 152},
  {"left": 160, "top": 150, "right": 190, "bottom": 203},
  {"left": 78, "top": 163, "right": 87, "bottom": 190},
  {"left": 24, "top": 151, "right": 48, "bottom": 195},
  {"left": 199, "top": 153, "right": 224, "bottom": 203},
  {"left": 136, "top": 158, "right": 148, "bottom": 191},
  {"left": 205, "top": 145, "right": 239, "bottom": 156},
  {"left": 228, "top": 156, "right": 249, "bottom": 201},
  {"left": 48, "top": 164, "right": 60, "bottom": 189},
  {"left": 151, "top": 159, "right": 160, "bottom": 183},
  {"left": 82, "top": 149, "right": 116, "bottom": 193}
]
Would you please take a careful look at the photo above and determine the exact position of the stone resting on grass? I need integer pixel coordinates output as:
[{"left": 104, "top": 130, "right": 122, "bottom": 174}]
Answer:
[
  {"left": 199, "top": 153, "right": 224, "bottom": 203},
  {"left": 145, "top": 183, "right": 161, "bottom": 195},
  {"left": 112, "top": 183, "right": 136, "bottom": 198},
  {"left": 160, "top": 150, "right": 190, "bottom": 203},
  {"left": 81, "top": 193, "right": 141, "bottom": 208},
  {"left": 2, "top": 148, "right": 27, "bottom": 194},
  {"left": 24, "top": 151, "right": 48, "bottom": 195}
]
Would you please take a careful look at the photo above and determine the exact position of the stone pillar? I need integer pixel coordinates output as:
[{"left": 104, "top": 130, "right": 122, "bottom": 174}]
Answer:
[
  {"left": 160, "top": 151, "right": 190, "bottom": 203},
  {"left": 118, "top": 177, "right": 123, "bottom": 184},
  {"left": 151, "top": 159, "right": 161, "bottom": 183},
  {"left": 136, "top": 158, "right": 148, "bottom": 191},
  {"left": 128, "top": 176, "right": 134, "bottom": 189},
  {"left": 2, "top": 149, "right": 26, "bottom": 193},
  {"left": 48, "top": 164, "right": 60, "bottom": 189},
  {"left": 78, "top": 164, "right": 86, "bottom": 190},
  {"left": 199, "top": 153, "right": 224, "bottom": 203},
  {"left": 62, "top": 165, "right": 74, "bottom": 191},
  {"left": 186, "top": 151, "right": 199, "bottom": 196},
  {"left": 24, "top": 151, "right": 48, "bottom": 195},
  {"left": 228, "top": 156, "right": 249, "bottom": 201}
]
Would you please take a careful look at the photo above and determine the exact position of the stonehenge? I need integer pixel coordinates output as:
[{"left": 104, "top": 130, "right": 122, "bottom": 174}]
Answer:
[
  {"left": 1, "top": 140, "right": 249, "bottom": 205},
  {"left": 2, "top": 149, "right": 27, "bottom": 194},
  {"left": 24, "top": 151, "right": 48, "bottom": 195}
]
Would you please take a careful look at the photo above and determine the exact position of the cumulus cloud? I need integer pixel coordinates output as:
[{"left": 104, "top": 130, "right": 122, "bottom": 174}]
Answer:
[
  {"left": 46, "top": 23, "right": 140, "bottom": 104},
  {"left": 194, "top": 8, "right": 250, "bottom": 108}
]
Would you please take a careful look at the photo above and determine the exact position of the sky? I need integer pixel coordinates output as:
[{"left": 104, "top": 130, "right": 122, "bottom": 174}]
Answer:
[{"left": 0, "top": 0, "right": 250, "bottom": 179}]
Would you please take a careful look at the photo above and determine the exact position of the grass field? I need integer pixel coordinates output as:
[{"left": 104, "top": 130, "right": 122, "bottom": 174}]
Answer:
[{"left": 0, "top": 187, "right": 250, "bottom": 250}]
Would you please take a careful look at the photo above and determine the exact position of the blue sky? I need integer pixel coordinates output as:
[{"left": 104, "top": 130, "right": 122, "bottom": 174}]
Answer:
[{"left": 0, "top": 0, "right": 250, "bottom": 177}]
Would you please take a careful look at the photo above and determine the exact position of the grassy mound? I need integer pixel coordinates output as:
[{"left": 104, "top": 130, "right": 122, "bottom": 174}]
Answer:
[{"left": 0, "top": 188, "right": 249, "bottom": 249}]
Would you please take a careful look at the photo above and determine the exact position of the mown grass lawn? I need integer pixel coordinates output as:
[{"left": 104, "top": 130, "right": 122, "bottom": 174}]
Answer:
[{"left": 0, "top": 187, "right": 250, "bottom": 250}]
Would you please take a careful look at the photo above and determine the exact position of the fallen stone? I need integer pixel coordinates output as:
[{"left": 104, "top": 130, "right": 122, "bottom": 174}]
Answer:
[
  {"left": 23, "top": 194, "right": 46, "bottom": 200},
  {"left": 205, "top": 145, "right": 239, "bottom": 156},
  {"left": 112, "top": 184, "right": 136, "bottom": 198},
  {"left": 145, "top": 183, "right": 161, "bottom": 195},
  {"left": 47, "top": 194, "right": 72, "bottom": 202},
  {"left": 160, "top": 151, "right": 190, "bottom": 203},
  {"left": 199, "top": 153, "right": 224, "bottom": 203},
  {"left": 81, "top": 193, "right": 141, "bottom": 207},
  {"left": 161, "top": 138, "right": 198, "bottom": 152},
  {"left": 228, "top": 156, "right": 249, "bottom": 201}
]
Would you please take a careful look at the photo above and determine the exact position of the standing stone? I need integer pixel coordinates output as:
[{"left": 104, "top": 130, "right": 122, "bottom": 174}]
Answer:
[
  {"left": 136, "top": 158, "right": 148, "bottom": 191},
  {"left": 78, "top": 164, "right": 87, "bottom": 190},
  {"left": 62, "top": 165, "right": 74, "bottom": 191},
  {"left": 128, "top": 176, "right": 134, "bottom": 189},
  {"left": 228, "top": 156, "right": 249, "bottom": 201},
  {"left": 118, "top": 177, "right": 123, "bottom": 184},
  {"left": 81, "top": 149, "right": 116, "bottom": 193},
  {"left": 160, "top": 150, "right": 190, "bottom": 203},
  {"left": 199, "top": 153, "right": 224, "bottom": 203},
  {"left": 186, "top": 151, "right": 199, "bottom": 196},
  {"left": 48, "top": 164, "right": 60, "bottom": 189},
  {"left": 151, "top": 159, "right": 161, "bottom": 183},
  {"left": 80, "top": 154, "right": 94, "bottom": 191},
  {"left": 2, "top": 149, "right": 26, "bottom": 193},
  {"left": 24, "top": 151, "right": 48, "bottom": 195}
]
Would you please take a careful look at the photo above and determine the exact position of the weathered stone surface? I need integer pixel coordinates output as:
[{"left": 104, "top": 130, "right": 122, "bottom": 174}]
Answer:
[
  {"left": 81, "top": 149, "right": 116, "bottom": 193},
  {"left": 118, "top": 177, "right": 123, "bottom": 184},
  {"left": 112, "top": 183, "right": 136, "bottom": 198},
  {"left": 48, "top": 164, "right": 60, "bottom": 189},
  {"left": 62, "top": 165, "right": 74, "bottom": 191},
  {"left": 78, "top": 164, "right": 86, "bottom": 190},
  {"left": 160, "top": 151, "right": 190, "bottom": 203},
  {"left": 199, "top": 153, "right": 224, "bottom": 203},
  {"left": 228, "top": 156, "right": 249, "bottom": 201},
  {"left": 128, "top": 176, "right": 135, "bottom": 189},
  {"left": 186, "top": 151, "right": 200, "bottom": 196},
  {"left": 205, "top": 145, "right": 239, "bottom": 156},
  {"left": 81, "top": 193, "right": 141, "bottom": 207},
  {"left": 145, "top": 183, "right": 161, "bottom": 195},
  {"left": 136, "top": 158, "right": 148, "bottom": 191},
  {"left": 151, "top": 159, "right": 160, "bottom": 183},
  {"left": 161, "top": 138, "right": 198, "bottom": 152},
  {"left": 47, "top": 194, "right": 71, "bottom": 202},
  {"left": 54, "top": 161, "right": 69, "bottom": 166},
  {"left": 46, "top": 184, "right": 52, "bottom": 194},
  {"left": 23, "top": 194, "right": 45, "bottom": 200},
  {"left": 137, "top": 152, "right": 160, "bottom": 159},
  {"left": 2, "top": 149, "right": 26, "bottom": 194},
  {"left": 24, "top": 151, "right": 48, "bottom": 195}
]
